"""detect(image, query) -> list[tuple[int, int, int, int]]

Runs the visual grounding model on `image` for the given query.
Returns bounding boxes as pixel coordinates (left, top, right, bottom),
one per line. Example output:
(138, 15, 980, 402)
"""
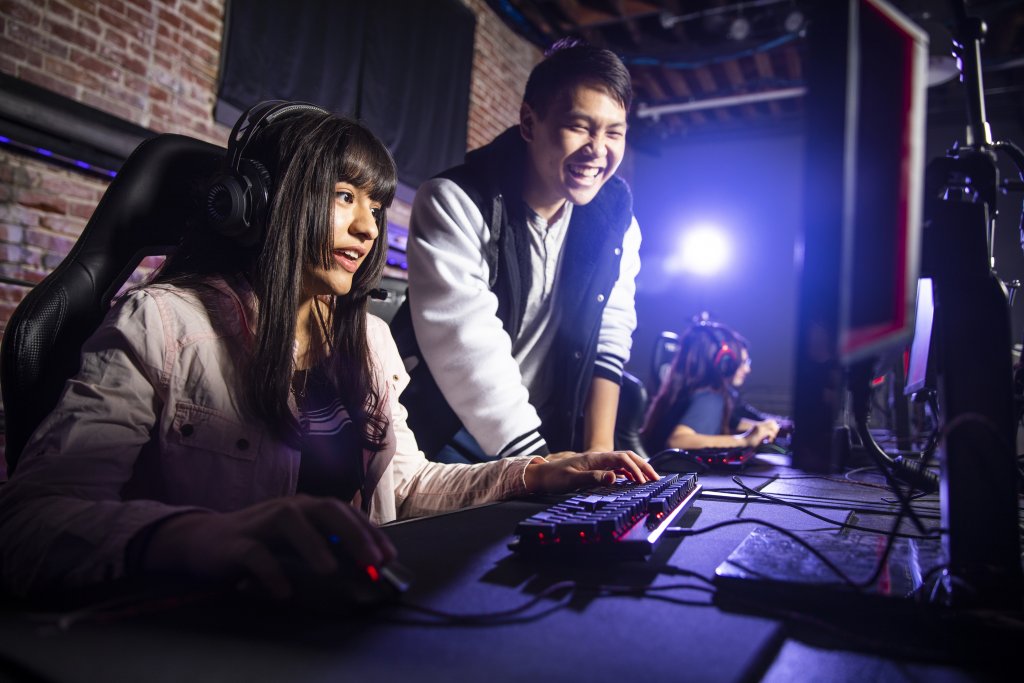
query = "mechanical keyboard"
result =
(510, 473, 702, 560)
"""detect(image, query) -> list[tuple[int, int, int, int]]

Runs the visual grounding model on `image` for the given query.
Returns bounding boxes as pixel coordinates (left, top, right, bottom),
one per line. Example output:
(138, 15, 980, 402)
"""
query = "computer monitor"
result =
(904, 277, 936, 397)
(790, 0, 928, 474)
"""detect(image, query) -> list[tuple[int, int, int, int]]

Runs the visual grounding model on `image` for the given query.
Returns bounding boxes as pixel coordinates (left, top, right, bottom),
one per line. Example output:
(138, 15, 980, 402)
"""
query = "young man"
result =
(390, 41, 641, 461)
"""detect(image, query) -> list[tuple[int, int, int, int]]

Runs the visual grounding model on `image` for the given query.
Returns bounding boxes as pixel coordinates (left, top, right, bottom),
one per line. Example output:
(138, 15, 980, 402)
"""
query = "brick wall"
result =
(0, 0, 540, 463)
(464, 0, 541, 150)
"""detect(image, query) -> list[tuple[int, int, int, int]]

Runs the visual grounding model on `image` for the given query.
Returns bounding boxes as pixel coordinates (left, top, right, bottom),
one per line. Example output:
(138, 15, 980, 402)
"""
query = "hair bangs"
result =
(334, 124, 397, 208)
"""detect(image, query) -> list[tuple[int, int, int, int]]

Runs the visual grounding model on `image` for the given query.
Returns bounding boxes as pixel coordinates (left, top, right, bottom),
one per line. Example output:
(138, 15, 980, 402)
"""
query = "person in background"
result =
(390, 39, 642, 463)
(640, 320, 780, 453)
(728, 335, 794, 439)
(0, 102, 656, 600)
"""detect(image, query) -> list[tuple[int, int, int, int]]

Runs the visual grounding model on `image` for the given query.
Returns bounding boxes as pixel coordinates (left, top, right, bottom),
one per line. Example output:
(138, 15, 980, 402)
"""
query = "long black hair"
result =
(640, 323, 740, 453)
(157, 109, 396, 449)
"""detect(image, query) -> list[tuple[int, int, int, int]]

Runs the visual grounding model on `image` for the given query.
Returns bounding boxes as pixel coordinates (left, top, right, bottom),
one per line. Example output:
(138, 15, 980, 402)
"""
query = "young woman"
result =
(0, 103, 654, 600)
(640, 321, 779, 454)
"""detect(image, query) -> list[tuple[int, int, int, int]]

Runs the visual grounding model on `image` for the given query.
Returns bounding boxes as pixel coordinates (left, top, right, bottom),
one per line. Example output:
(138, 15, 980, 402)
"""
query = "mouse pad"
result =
(713, 526, 944, 604)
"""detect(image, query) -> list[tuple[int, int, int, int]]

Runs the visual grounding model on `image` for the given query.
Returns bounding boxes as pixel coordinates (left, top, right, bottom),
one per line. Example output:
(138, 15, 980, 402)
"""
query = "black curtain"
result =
(216, 0, 475, 187)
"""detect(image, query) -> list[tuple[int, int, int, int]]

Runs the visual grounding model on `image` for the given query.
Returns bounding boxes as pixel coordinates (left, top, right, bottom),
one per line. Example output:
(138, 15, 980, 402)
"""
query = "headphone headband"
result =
(208, 100, 329, 246)
(225, 100, 328, 173)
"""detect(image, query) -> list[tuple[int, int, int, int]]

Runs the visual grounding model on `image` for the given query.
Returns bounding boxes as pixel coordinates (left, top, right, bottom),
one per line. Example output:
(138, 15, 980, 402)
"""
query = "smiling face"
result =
(520, 83, 627, 220)
(302, 181, 382, 298)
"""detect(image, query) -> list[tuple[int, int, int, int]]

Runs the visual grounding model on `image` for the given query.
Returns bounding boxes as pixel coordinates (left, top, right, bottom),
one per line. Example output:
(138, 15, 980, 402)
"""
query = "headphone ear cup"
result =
(707, 329, 739, 378)
(716, 346, 739, 378)
(206, 159, 271, 247)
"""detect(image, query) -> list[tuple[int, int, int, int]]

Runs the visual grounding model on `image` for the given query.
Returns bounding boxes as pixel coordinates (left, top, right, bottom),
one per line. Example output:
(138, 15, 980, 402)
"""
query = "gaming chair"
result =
(0, 134, 223, 475)
(614, 371, 650, 459)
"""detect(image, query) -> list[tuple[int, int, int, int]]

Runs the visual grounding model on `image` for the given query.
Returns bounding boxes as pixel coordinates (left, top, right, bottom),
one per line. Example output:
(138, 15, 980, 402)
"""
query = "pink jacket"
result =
(0, 276, 535, 595)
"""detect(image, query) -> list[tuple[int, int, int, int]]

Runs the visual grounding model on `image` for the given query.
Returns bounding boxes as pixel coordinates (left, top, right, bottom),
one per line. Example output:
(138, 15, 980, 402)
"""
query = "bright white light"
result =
(666, 224, 731, 276)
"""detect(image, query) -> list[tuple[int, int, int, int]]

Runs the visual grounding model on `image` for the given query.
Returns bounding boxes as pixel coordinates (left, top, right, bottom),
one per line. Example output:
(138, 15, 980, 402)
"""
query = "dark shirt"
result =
(676, 389, 727, 436)
(295, 365, 364, 503)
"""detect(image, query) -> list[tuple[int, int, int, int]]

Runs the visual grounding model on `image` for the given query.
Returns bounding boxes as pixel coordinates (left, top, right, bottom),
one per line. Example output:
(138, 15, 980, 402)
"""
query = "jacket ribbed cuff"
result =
(498, 429, 548, 458)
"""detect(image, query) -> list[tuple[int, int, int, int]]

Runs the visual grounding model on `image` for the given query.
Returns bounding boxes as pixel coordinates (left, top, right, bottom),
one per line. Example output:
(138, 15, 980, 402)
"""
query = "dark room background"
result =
(626, 104, 1024, 418)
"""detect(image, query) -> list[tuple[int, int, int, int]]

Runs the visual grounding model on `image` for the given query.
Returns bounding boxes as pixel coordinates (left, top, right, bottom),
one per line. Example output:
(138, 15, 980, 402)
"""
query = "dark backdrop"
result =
(215, 0, 476, 188)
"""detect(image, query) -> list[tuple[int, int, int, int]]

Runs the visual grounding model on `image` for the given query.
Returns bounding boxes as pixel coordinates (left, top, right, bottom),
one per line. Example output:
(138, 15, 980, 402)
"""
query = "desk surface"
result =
(0, 458, 1017, 683)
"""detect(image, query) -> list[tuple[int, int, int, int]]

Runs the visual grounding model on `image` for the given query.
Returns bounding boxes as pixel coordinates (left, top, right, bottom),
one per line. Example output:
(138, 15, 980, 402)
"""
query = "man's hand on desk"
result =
(523, 450, 658, 493)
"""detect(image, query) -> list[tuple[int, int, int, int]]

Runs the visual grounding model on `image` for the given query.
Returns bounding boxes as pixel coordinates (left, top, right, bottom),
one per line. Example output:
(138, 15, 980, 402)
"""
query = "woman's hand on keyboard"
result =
(524, 450, 658, 493)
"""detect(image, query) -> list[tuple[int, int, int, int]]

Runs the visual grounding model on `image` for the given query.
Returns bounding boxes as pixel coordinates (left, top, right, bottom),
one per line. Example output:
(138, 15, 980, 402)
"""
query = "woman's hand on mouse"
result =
(524, 450, 658, 493)
(741, 421, 778, 447)
(140, 495, 396, 599)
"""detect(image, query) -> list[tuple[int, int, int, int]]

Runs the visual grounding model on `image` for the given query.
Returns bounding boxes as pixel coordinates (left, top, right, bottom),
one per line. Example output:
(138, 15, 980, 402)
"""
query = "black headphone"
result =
(206, 100, 328, 247)
(698, 321, 740, 379)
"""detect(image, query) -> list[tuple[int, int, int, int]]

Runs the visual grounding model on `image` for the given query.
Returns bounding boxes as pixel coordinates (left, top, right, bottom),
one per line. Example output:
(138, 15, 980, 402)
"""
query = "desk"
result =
(0, 458, 1017, 683)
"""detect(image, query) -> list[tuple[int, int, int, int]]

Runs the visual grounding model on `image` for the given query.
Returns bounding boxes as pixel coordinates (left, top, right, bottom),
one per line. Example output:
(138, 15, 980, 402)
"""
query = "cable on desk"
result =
(729, 476, 945, 540)
(383, 577, 717, 626)
(699, 484, 942, 521)
(666, 518, 870, 590)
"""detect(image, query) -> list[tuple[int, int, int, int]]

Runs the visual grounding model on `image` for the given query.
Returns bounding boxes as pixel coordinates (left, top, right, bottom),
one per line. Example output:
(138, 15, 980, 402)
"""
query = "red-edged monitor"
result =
(904, 277, 936, 397)
(791, 0, 929, 473)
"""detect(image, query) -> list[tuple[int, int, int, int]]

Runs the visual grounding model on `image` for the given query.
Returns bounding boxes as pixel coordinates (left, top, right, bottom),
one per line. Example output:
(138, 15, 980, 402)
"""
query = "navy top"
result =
(676, 389, 726, 436)
(295, 365, 364, 503)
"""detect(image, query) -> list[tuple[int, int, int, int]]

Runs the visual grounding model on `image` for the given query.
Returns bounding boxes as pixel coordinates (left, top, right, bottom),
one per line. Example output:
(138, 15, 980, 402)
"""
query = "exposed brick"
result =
(68, 47, 121, 81)
(46, 19, 99, 53)
(7, 21, 70, 59)
(77, 12, 102, 36)
(101, 25, 129, 51)
(0, 204, 41, 228)
(180, 4, 217, 34)
(66, 198, 99, 221)
(42, 55, 103, 91)
(41, 176, 105, 202)
(39, 214, 87, 237)
(15, 65, 78, 99)
(0, 244, 24, 262)
(96, 6, 145, 43)
(0, 0, 41, 25)
(0, 224, 24, 243)
(13, 189, 68, 214)
(124, 0, 154, 14)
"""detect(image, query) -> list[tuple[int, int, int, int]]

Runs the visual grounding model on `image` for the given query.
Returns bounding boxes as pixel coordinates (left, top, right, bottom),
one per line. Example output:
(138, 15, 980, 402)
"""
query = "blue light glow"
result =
(666, 224, 731, 276)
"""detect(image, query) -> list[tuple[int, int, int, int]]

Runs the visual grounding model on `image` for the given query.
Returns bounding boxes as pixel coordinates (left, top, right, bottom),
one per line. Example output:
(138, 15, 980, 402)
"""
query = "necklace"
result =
(292, 368, 310, 403)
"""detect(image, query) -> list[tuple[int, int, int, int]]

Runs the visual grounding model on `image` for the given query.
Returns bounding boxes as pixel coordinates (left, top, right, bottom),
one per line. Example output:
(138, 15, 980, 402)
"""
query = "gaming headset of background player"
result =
(690, 312, 743, 384)
(204, 99, 388, 299)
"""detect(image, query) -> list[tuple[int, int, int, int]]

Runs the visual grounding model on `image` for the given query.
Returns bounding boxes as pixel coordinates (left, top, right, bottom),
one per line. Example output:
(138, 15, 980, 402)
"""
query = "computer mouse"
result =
(274, 544, 413, 612)
(647, 449, 707, 474)
(648, 447, 757, 474)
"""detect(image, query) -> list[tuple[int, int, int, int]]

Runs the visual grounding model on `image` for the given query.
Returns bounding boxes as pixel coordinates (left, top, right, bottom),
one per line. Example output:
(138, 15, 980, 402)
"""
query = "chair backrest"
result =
(652, 330, 680, 387)
(1, 134, 224, 474)
(614, 371, 649, 459)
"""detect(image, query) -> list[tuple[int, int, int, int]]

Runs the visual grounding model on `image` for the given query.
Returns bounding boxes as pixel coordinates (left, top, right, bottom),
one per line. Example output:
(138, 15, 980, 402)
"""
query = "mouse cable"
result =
(383, 577, 716, 627)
